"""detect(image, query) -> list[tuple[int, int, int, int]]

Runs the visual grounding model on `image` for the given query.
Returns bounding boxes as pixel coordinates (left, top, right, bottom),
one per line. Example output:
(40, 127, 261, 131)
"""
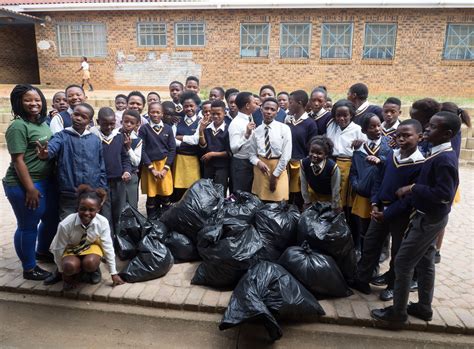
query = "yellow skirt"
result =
(352, 194, 371, 219)
(336, 158, 352, 207)
(308, 187, 332, 203)
(252, 157, 289, 201)
(453, 187, 461, 205)
(288, 160, 301, 193)
(63, 243, 103, 257)
(82, 70, 90, 79)
(141, 158, 173, 197)
(172, 154, 201, 189)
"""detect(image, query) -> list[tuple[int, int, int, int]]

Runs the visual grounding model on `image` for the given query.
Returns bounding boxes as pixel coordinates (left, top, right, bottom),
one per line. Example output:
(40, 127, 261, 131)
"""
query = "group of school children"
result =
(3, 76, 470, 327)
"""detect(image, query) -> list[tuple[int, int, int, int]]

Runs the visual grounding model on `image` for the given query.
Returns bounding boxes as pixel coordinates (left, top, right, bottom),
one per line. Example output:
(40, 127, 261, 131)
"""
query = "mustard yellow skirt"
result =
(172, 154, 200, 189)
(252, 157, 289, 201)
(63, 243, 103, 257)
(82, 70, 90, 80)
(288, 160, 301, 193)
(352, 194, 371, 219)
(453, 187, 461, 205)
(336, 158, 352, 207)
(141, 158, 173, 197)
(308, 187, 332, 204)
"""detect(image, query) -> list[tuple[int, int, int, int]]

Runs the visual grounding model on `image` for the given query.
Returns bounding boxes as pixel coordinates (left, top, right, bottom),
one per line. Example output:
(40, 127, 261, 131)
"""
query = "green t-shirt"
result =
(3, 118, 53, 186)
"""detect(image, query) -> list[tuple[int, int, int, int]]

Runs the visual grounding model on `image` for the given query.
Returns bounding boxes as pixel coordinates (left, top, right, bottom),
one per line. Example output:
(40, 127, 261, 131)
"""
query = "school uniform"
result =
(115, 110, 124, 129)
(381, 120, 400, 149)
(392, 142, 458, 318)
(285, 113, 318, 195)
(50, 107, 95, 134)
(123, 130, 142, 208)
(326, 120, 366, 207)
(353, 101, 384, 125)
(228, 111, 254, 193)
(139, 121, 176, 197)
(173, 101, 185, 117)
(357, 148, 425, 289)
(249, 120, 292, 201)
(300, 157, 341, 208)
(252, 107, 287, 126)
(309, 108, 332, 135)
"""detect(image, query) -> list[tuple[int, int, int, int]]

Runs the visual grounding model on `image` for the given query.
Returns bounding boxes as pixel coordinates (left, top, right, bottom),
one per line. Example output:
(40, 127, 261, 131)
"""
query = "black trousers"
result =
(101, 179, 127, 237)
(203, 164, 229, 197)
(230, 157, 253, 194)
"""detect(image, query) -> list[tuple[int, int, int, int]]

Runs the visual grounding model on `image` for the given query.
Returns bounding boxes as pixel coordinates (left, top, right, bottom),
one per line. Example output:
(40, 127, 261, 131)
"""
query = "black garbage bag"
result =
(297, 202, 357, 282)
(254, 202, 300, 261)
(119, 232, 174, 283)
(191, 220, 263, 289)
(115, 204, 148, 260)
(278, 242, 353, 298)
(143, 219, 168, 242)
(219, 261, 325, 341)
(164, 231, 199, 263)
(160, 179, 224, 242)
(220, 191, 263, 224)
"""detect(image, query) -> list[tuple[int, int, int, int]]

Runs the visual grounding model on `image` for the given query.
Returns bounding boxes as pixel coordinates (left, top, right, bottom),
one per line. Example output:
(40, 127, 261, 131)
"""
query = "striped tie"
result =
(264, 126, 271, 159)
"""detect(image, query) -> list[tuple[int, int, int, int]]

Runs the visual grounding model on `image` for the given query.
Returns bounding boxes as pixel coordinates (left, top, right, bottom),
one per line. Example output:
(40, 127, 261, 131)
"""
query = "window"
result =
(137, 23, 166, 47)
(443, 24, 474, 60)
(320, 23, 353, 59)
(57, 23, 107, 57)
(363, 23, 397, 59)
(280, 23, 311, 58)
(240, 23, 270, 58)
(175, 23, 205, 46)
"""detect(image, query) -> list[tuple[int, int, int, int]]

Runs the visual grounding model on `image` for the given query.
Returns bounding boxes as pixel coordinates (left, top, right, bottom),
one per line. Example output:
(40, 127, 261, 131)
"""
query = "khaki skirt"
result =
(82, 70, 90, 79)
(288, 160, 301, 193)
(252, 157, 289, 202)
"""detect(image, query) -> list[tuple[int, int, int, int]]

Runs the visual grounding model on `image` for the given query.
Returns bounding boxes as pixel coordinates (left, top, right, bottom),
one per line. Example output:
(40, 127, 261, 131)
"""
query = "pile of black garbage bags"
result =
(115, 179, 357, 341)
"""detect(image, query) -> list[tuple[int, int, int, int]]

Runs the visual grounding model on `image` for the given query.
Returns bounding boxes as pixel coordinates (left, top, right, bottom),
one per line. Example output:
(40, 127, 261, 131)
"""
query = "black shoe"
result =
(371, 306, 407, 325)
(407, 302, 433, 321)
(89, 269, 102, 284)
(23, 266, 52, 281)
(380, 287, 394, 301)
(350, 280, 371, 295)
(409, 280, 418, 292)
(434, 251, 441, 264)
(371, 272, 388, 286)
(35, 251, 55, 263)
(43, 269, 62, 285)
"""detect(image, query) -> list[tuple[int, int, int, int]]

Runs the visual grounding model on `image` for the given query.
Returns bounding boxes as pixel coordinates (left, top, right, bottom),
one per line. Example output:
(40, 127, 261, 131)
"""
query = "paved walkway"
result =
(0, 147, 472, 335)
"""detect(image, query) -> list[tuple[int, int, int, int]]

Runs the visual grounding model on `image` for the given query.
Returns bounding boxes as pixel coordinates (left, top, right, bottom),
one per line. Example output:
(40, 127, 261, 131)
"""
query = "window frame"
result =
(362, 23, 398, 60)
(279, 23, 312, 59)
(320, 23, 354, 60)
(137, 22, 167, 47)
(442, 23, 474, 61)
(174, 22, 206, 47)
(240, 23, 271, 58)
(56, 22, 107, 57)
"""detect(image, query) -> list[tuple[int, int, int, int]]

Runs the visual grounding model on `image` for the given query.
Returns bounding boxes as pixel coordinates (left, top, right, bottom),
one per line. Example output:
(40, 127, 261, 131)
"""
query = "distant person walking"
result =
(77, 56, 93, 91)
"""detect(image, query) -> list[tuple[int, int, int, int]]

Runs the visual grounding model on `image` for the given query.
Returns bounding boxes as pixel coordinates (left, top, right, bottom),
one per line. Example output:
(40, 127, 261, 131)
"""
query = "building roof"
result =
(1, 0, 473, 12)
(0, 7, 43, 23)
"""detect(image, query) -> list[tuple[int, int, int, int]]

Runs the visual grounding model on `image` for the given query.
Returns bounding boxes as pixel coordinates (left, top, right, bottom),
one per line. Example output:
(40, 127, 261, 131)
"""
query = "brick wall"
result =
(33, 8, 474, 96)
(0, 24, 40, 84)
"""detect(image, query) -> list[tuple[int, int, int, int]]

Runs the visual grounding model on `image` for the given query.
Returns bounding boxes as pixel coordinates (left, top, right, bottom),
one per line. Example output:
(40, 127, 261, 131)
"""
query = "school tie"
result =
(369, 141, 376, 150)
(153, 124, 162, 133)
(264, 126, 271, 159)
(185, 117, 193, 126)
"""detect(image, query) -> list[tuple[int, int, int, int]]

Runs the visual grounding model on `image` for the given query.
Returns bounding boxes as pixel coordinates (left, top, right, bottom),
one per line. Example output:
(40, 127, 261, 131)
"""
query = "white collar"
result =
(67, 107, 74, 115)
(367, 138, 382, 147)
(382, 119, 400, 132)
(184, 114, 197, 122)
(74, 213, 97, 229)
(149, 120, 164, 128)
(356, 101, 370, 113)
(394, 148, 425, 162)
(236, 111, 252, 122)
(65, 126, 91, 137)
(285, 112, 309, 124)
(207, 122, 226, 132)
(431, 142, 452, 155)
(316, 108, 328, 118)
(90, 126, 117, 141)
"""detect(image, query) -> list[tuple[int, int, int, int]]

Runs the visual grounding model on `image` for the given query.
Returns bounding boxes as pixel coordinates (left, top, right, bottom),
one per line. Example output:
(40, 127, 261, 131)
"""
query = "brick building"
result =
(0, 0, 473, 96)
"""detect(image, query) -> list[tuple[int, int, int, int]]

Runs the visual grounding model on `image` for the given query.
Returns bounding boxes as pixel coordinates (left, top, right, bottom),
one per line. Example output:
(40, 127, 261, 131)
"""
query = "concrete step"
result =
(0, 113, 12, 124)
(465, 137, 474, 150)
(461, 125, 472, 138)
(0, 123, 9, 133)
(460, 149, 474, 161)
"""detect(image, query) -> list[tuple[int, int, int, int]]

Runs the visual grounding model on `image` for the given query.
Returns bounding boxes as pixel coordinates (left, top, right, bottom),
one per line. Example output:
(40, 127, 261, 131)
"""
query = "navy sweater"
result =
(252, 108, 286, 126)
(287, 117, 318, 160)
(138, 123, 176, 167)
(301, 157, 337, 195)
(100, 133, 132, 180)
(176, 117, 200, 155)
(353, 105, 384, 125)
(202, 125, 231, 167)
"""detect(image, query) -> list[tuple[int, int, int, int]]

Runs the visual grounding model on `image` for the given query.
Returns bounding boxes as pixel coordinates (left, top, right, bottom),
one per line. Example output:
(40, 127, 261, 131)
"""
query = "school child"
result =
(349, 113, 391, 254)
(184, 76, 200, 94)
(50, 85, 87, 134)
(308, 87, 332, 135)
(76, 56, 93, 91)
(37, 103, 107, 221)
(47, 91, 68, 125)
(228, 92, 259, 193)
(126, 91, 148, 126)
(347, 83, 383, 125)
(120, 109, 142, 209)
(138, 102, 176, 218)
(325, 96, 333, 112)
(114, 93, 127, 128)
(169, 81, 184, 115)
(277, 91, 290, 114)
(285, 90, 318, 208)
(198, 100, 212, 120)
(225, 88, 240, 103)
(209, 87, 225, 101)
(252, 85, 287, 125)
(300, 136, 342, 212)
(371, 112, 460, 325)
(162, 101, 180, 127)
(253, 94, 262, 107)
(353, 119, 425, 301)
(381, 97, 402, 148)
(249, 98, 292, 202)
(4, 84, 59, 280)
(326, 99, 366, 209)
(90, 107, 131, 236)
(142, 92, 161, 122)
(47, 185, 124, 289)
(225, 91, 239, 125)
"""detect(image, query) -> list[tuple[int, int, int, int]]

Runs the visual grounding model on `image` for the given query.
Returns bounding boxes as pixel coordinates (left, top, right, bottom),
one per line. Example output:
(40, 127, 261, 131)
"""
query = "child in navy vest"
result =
(308, 87, 332, 135)
(381, 97, 402, 149)
(49, 85, 88, 134)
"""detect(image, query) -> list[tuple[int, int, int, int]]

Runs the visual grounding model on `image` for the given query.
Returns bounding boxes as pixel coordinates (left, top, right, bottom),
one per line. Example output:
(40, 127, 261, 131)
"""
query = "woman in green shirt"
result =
(3, 84, 59, 280)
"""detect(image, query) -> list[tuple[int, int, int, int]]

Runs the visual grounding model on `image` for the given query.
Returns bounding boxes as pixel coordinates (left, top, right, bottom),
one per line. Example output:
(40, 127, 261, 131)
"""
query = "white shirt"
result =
(89, 126, 118, 141)
(394, 148, 425, 163)
(64, 126, 91, 138)
(228, 111, 253, 159)
(300, 159, 341, 208)
(184, 121, 227, 146)
(50, 213, 117, 275)
(126, 130, 142, 167)
(249, 120, 292, 177)
(355, 101, 370, 116)
(361, 137, 382, 155)
(382, 119, 400, 132)
(326, 121, 366, 157)
(50, 107, 74, 134)
(430, 142, 452, 156)
(115, 110, 124, 129)
(81, 61, 90, 71)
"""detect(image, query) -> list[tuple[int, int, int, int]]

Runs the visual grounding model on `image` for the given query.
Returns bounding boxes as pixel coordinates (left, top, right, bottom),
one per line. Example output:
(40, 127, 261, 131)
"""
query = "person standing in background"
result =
(76, 57, 93, 92)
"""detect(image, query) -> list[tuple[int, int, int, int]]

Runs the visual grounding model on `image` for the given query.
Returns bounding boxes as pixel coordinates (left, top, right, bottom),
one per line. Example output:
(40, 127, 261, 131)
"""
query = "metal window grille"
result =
(240, 23, 270, 58)
(363, 23, 397, 59)
(320, 23, 353, 59)
(175, 23, 205, 46)
(443, 24, 474, 60)
(137, 23, 167, 47)
(57, 23, 107, 57)
(280, 23, 311, 58)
